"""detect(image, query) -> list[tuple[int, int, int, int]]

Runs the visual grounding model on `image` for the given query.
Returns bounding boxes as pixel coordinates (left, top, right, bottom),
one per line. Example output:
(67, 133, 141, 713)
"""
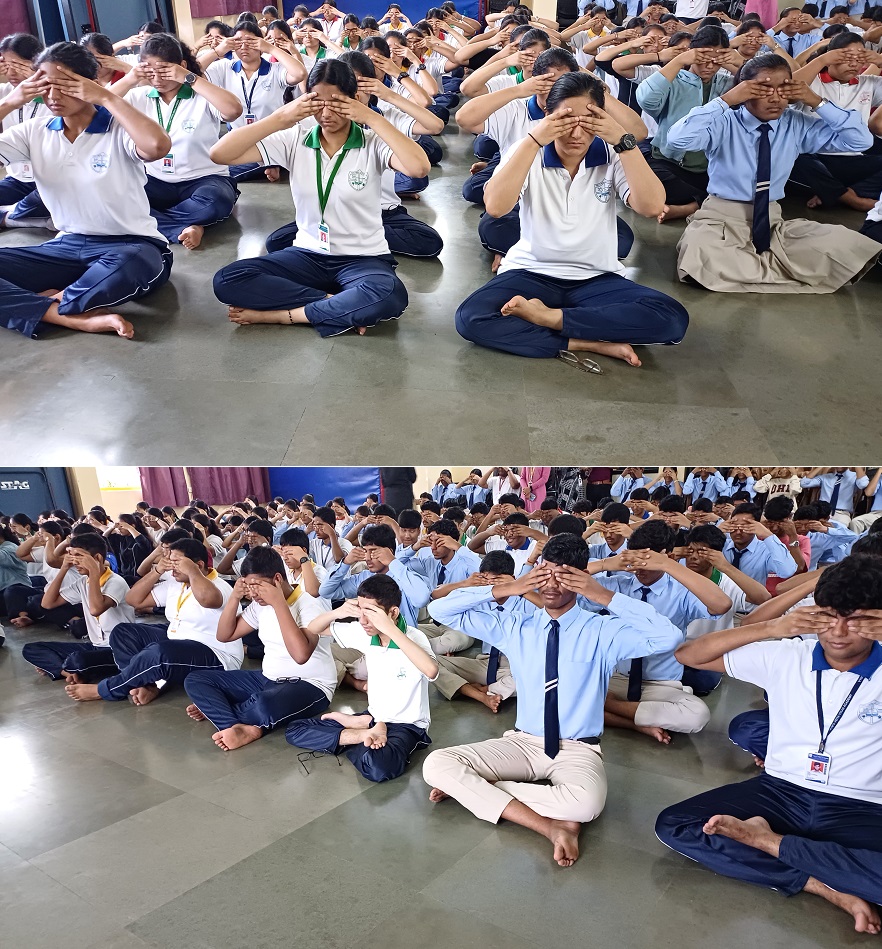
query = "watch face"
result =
(299, 557, 309, 564)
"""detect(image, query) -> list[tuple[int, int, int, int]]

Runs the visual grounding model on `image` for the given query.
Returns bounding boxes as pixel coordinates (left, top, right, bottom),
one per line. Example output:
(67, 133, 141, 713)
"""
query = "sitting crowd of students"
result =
(1, 464, 881, 934)
(1, 2, 880, 365)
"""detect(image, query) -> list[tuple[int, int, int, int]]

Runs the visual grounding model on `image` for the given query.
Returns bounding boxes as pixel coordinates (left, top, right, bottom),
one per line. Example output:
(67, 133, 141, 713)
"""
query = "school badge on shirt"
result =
(348, 169, 368, 191)
(182, 119, 197, 134)
(859, 700, 882, 724)
(594, 179, 612, 203)
(90, 152, 110, 174)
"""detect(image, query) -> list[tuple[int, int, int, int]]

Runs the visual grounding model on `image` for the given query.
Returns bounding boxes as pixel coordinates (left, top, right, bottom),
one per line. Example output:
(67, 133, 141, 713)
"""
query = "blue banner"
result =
(267, 467, 381, 511)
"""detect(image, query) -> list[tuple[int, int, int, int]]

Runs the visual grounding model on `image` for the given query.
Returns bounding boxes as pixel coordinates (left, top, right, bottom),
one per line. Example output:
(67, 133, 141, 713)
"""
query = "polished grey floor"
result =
(0, 619, 868, 949)
(1, 123, 880, 463)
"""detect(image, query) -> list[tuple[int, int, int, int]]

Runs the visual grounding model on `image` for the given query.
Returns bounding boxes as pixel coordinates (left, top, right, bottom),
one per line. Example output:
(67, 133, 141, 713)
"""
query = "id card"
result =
(161, 153, 175, 175)
(805, 751, 832, 785)
(20, 161, 34, 181)
(318, 222, 331, 254)
(244, 112, 256, 125)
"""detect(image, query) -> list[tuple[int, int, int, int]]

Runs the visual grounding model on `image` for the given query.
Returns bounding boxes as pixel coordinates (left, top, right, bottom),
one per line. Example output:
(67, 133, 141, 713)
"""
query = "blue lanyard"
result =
(815, 671, 865, 754)
(240, 72, 261, 113)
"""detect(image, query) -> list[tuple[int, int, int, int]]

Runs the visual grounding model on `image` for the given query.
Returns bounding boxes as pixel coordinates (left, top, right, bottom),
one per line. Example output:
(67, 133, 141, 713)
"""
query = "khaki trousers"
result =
(607, 673, 710, 733)
(850, 511, 882, 533)
(418, 618, 474, 655)
(331, 644, 367, 685)
(422, 729, 607, 824)
(433, 653, 516, 701)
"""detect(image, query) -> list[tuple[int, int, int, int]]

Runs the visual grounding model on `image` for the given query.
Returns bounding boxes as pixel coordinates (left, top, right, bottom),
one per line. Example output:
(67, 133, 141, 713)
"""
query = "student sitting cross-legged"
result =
(656, 554, 882, 936)
(210, 59, 430, 335)
(422, 533, 682, 867)
(285, 574, 438, 782)
(22, 533, 134, 682)
(65, 538, 241, 705)
(184, 546, 336, 751)
(455, 72, 689, 370)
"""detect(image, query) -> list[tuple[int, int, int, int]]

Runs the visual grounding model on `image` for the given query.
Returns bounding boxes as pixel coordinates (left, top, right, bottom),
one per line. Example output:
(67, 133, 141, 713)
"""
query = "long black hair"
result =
(141, 32, 203, 77)
(36, 42, 99, 80)
(0, 32, 44, 62)
(545, 71, 605, 113)
(306, 58, 358, 97)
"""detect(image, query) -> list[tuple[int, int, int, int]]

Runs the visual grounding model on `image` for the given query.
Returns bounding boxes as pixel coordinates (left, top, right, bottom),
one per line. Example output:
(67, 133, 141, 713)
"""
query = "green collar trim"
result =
(710, 567, 722, 586)
(368, 614, 407, 647)
(146, 83, 195, 100)
(304, 121, 365, 151)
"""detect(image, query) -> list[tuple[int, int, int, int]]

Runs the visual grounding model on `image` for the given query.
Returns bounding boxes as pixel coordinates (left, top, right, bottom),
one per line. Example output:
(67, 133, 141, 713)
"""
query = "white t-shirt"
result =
(486, 72, 520, 94)
(310, 536, 353, 571)
(686, 571, 748, 640)
(495, 137, 630, 280)
(0, 108, 166, 242)
(725, 638, 882, 804)
(367, 106, 417, 210)
(808, 74, 882, 156)
(483, 537, 537, 577)
(152, 574, 243, 670)
(125, 85, 229, 180)
(331, 621, 436, 728)
(675, 0, 709, 17)
(205, 58, 289, 128)
(62, 570, 135, 647)
(241, 592, 336, 695)
(0, 83, 52, 180)
(256, 121, 392, 256)
(484, 95, 543, 154)
(867, 193, 882, 225)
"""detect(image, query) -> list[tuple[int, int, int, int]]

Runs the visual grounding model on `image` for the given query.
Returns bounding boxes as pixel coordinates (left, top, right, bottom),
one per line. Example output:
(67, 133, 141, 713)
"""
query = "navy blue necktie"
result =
(487, 605, 504, 684)
(431, 564, 447, 627)
(636, 0, 644, 14)
(731, 548, 745, 569)
(544, 619, 560, 759)
(829, 473, 844, 515)
(627, 587, 652, 701)
(623, 478, 634, 502)
(697, 479, 707, 497)
(786, 35, 795, 56)
(752, 123, 772, 254)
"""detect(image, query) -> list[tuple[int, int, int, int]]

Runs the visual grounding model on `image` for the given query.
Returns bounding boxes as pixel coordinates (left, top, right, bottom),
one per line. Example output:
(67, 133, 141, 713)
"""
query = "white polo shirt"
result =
(125, 84, 229, 181)
(685, 571, 748, 640)
(808, 74, 882, 156)
(496, 136, 630, 280)
(724, 638, 882, 804)
(484, 93, 543, 153)
(0, 107, 166, 242)
(257, 120, 392, 256)
(486, 71, 520, 94)
(0, 84, 52, 180)
(310, 536, 353, 570)
(868, 194, 882, 224)
(62, 570, 135, 647)
(296, 44, 333, 74)
(205, 58, 289, 127)
(483, 537, 537, 577)
(367, 106, 416, 210)
(151, 573, 243, 670)
(241, 591, 336, 694)
(320, 16, 345, 42)
(674, 0, 709, 16)
(331, 621, 436, 728)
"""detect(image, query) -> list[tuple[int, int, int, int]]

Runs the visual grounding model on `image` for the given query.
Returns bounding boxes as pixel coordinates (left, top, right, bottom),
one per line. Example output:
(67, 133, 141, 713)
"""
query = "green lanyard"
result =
(315, 145, 348, 224)
(154, 93, 184, 133)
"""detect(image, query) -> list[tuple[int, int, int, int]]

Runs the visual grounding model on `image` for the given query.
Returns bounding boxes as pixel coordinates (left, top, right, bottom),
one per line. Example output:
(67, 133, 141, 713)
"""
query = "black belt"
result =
(516, 729, 600, 745)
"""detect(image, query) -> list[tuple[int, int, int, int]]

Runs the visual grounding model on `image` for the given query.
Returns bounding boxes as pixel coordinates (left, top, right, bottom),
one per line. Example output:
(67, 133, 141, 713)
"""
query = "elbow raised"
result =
(143, 132, 172, 162)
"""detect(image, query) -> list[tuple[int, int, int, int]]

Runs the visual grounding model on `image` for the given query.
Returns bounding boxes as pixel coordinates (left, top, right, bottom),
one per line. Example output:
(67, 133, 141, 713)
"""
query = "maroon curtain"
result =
(139, 468, 190, 508)
(189, 0, 263, 17)
(7, 0, 31, 34)
(186, 468, 270, 504)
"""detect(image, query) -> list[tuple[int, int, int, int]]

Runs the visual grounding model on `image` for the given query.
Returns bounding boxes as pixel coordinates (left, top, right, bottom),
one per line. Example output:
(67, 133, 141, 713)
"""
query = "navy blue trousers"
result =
(456, 270, 689, 358)
(1, 582, 82, 627)
(285, 712, 431, 783)
(656, 773, 882, 902)
(443, 71, 463, 93)
(144, 174, 238, 243)
(97, 622, 221, 701)
(478, 207, 635, 260)
(21, 640, 117, 681)
(790, 153, 882, 208)
(434, 91, 459, 111)
(229, 161, 281, 182)
(473, 135, 499, 161)
(0, 177, 49, 221)
(214, 247, 408, 337)
(417, 135, 442, 166)
(425, 103, 450, 125)
(682, 666, 724, 697)
(861, 218, 882, 245)
(729, 708, 770, 760)
(184, 668, 329, 732)
(0, 234, 173, 338)
(394, 171, 430, 196)
(462, 152, 499, 204)
(265, 207, 442, 259)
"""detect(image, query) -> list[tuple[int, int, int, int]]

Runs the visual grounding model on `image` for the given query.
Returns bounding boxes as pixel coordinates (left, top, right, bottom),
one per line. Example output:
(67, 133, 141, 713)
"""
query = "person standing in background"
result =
(521, 467, 551, 513)
(380, 468, 417, 515)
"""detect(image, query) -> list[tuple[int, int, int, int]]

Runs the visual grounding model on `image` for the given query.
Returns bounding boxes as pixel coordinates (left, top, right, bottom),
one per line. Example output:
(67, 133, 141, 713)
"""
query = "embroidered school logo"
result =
(397, 667, 407, 679)
(859, 700, 882, 724)
(262, 80, 273, 91)
(348, 169, 368, 191)
(594, 178, 612, 203)
(182, 119, 197, 134)
(90, 152, 110, 174)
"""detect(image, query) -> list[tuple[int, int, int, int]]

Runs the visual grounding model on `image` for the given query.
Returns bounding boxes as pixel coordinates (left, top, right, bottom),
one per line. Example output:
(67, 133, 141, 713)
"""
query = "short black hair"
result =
(428, 519, 460, 541)
(601, 503, 631, 525)
(279, 527, 310, 549)
(398, 509, 422, 530)
(169, 538, 207, 565)
(498, 492, 523, 508)
(630, 488, 650, 502)
(471, 502, 489, 516)
(692, 498, 714, 514)
(733, 502, 761, 519)
(314, 505, 337, 528)
(814, 554, 882, 614)
(246, 518, 274, 543)
(373, 503, 395, 518)
(689, 24, 729, 48)
(541, 533, 590, 570)
(763, 496, 794, 521)
(685, 524, 726, 551)
(361, 524, 397, 552)
(70, 534, 108, 558)
(480, 551, 516, 575)
(503, 512, 530, 527)
(852, 535, 882, 557)
(545, 70, 605, 113)
(793, 505, 820, 521)
(659, 495, 687, 514)
(629, 520, 676, 553)
(549, 513, 586, 537)
(420, 500, 442, 515)
(540, 498, 559, 511)
(714, 495, 733, 506)
(241, 545, 286, 579)
(358, 573, 402, 609)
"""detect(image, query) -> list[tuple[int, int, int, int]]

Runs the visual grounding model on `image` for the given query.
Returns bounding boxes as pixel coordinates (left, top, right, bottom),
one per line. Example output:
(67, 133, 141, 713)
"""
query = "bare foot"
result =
(186, 704, 206, 721)
(657, 202, 698, 223)
(178, 225, 204, 250)
(805, 878, 882, 934)
(228, 306, 306, 326)
(342, 672, 369, 692)
(753, 755, 765, 769)
(66, 683, 101, 701)
(129, 684, 161, 706)
(491, 253, 503, 274)
(399, 191, 421, 201)
(548, 819, 581, 867)
(501, 296, 562, 329)
(36, 667, 51, 677)
(321, 710, 373, 728)
(9, 615, 34, 628)
(469, 160, 488, 175)
(570, 340, 641, 367)
(636, 724, 672, 744)
(480, 691, 503, 713)
(265, 166, 281, 182)
(212, 723, 263, 751)
(806, 195, 823, 209)
(61, 671, 82, 684)
(703, 814, 773, 848)
(363, 721, 387, 749)
(356, 326, 366, 335)
(78, 313, 135, 338)
(429, 787, 450, 803)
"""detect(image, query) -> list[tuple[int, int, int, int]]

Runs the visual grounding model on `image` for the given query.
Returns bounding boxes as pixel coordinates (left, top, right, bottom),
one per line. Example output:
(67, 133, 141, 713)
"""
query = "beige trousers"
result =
(418, 618, 474, 655)
(422, 730, 607, 824)
(849, 512, 881, 532)
(433, 653, 517, 701)
(331, 644, 367, 685)
(607, 673, 710, 733)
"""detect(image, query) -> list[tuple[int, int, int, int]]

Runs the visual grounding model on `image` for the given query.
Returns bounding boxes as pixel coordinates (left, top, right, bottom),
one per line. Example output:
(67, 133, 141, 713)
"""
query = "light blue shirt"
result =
(0, 541, 29, 591)
(868, 478, 882, 513)
(431, 483, 460, 505)
(807, 523, 858, 570)
(723, 533, 796, 583)
(318, 557, 432, 626)
(595, 572, 714, 681)
(667, 98, 873, 202)
(800, 471, 869, 514)
(768, 29, 823, 57)
(610, 475, 646, 501)
(428, 587, 682, 739)
(726, 475, 755, 498)
(398, 543, 481, 588)
(683, 471, 728, 503)
(588, 539, 628, 561)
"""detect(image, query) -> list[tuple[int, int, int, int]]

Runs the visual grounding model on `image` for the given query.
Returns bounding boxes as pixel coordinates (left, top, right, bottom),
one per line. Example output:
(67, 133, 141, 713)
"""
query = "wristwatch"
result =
(613, 133, 637, 154)
(183, 72, 197, 85)
(398, 69, 410, 80)
(809, 96, 829, 111)
(299, 557, 310, 565)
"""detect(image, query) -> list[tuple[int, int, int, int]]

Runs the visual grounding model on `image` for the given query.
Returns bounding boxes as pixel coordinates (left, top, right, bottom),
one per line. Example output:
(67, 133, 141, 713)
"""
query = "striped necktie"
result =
(544, 619, 561, 759)
(829, 473, 844, 515)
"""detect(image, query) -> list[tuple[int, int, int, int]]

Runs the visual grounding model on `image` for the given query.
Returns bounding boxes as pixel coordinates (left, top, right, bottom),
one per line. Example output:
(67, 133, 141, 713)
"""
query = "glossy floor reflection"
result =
(0, 125, 880, 462)
(0, 621, 867, 949)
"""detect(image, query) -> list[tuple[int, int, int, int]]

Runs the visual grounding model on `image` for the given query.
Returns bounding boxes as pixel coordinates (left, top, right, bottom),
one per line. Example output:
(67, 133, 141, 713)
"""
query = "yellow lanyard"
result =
(286, 586, 303, 606)
(98, 566, 113, 588)
(175, 570, 217, 615)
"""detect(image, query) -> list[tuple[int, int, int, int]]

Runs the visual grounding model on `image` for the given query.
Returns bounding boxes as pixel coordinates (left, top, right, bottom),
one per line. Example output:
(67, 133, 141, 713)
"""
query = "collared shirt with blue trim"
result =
(318, 557, 431, 626)
(484, 93, 545, 155)
(205, 56, 289, 128)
